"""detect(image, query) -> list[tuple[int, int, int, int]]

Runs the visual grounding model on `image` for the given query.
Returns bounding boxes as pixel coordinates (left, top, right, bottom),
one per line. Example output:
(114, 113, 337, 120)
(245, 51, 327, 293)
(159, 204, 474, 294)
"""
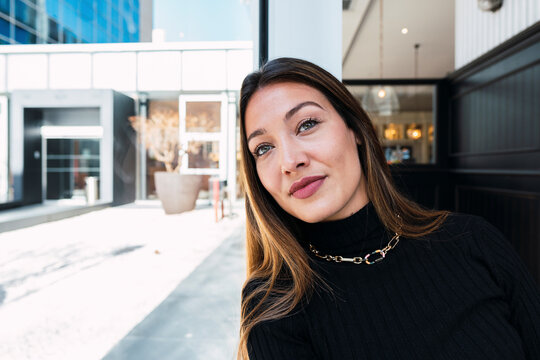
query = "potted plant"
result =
(129, 108, 202, 214)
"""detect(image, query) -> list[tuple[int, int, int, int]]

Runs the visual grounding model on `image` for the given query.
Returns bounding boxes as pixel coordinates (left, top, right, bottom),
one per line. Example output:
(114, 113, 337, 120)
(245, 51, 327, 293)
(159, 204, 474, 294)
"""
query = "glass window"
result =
(179, 94, 228, 177)
(185, 102, 221, 133)
(111, 24, 118, 40)
(0, 0, 9, 15)
(48, 18, 58, 41)
(62, 4, 78, 33)
(347, 84, 436, 164)
(81, 18, 93, 42)
(187, 141, 219, 169)
(122, 16, 129, 41)
(62, 28, 78, 43)
(80, 1, 93, 21)
(97, 15, 107, 29)
(45, 138, 100, 200)
(97, 0, 108, 17)
(123, 0, 130, 13)
(46, 0, 58, 19)
(64, 0, 78, 9)
(15, 26, 36, 43)
(111, 6, 118, 23)
(97, 26, 108, 43)
(144, 99, 180, 197)
(15, 0, 37, 29)
(0, 17, 9, 38)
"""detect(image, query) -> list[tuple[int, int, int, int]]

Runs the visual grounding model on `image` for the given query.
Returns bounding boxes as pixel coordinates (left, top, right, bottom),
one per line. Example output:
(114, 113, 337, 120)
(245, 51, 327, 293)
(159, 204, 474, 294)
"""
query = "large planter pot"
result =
(154, 172, 203, 214)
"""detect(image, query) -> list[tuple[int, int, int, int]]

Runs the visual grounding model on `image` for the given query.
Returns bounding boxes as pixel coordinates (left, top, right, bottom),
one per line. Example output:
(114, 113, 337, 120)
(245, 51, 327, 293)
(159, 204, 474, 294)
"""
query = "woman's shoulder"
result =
(416, 211, 512, 265)
(426, 211, 527, 282)
(427, 211, 500, 243)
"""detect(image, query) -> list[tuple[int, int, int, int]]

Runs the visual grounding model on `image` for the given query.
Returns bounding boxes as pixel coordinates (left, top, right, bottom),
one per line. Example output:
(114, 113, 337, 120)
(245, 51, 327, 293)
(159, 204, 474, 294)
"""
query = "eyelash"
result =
(296, 118, 320, 134)
(252, 118, 320, 158)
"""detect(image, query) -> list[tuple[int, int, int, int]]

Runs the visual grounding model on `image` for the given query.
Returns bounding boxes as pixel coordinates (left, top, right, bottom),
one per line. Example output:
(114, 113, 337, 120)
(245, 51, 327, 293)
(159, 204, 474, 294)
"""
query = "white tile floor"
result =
(0, 201, 246, 360)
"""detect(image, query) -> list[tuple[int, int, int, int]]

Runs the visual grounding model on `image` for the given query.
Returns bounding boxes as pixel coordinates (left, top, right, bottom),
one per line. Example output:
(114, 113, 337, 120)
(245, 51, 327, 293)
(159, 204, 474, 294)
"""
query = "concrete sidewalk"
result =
(0, 201, 246, 360)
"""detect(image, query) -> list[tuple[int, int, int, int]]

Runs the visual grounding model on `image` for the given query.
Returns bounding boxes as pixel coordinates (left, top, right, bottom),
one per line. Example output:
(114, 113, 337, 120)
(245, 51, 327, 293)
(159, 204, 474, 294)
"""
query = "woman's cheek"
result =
(257, 162, 278, 196)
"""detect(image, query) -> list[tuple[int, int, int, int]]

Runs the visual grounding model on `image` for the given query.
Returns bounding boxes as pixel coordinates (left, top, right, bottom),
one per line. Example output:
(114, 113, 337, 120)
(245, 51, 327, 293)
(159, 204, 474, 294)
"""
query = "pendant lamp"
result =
(362, 0, 399, 116)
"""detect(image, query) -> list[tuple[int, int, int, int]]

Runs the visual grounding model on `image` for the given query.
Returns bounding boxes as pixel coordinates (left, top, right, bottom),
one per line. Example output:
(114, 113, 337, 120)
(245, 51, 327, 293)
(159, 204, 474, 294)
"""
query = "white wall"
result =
(0, 42, 253, 93)
(268, 0, 342, 79)
(455, 0, 540, 69)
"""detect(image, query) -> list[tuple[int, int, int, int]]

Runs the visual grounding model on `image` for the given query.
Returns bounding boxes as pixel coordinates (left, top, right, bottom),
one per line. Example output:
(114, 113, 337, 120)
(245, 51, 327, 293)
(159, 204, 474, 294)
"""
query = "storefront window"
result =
(145, 99, 179, 199)
(347, 84, 436, 164)
(179, 94, 227, 177)
(187, 141, 219, 169)
(185, 101, 221, 133)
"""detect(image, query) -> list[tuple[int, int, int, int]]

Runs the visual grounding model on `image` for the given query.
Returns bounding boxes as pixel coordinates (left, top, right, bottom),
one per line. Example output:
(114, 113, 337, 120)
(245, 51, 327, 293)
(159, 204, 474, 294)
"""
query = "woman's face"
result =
(245, 82, 368, 223)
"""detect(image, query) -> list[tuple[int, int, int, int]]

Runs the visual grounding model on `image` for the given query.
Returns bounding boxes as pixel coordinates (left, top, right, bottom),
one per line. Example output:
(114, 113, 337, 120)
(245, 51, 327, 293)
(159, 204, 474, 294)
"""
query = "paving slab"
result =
(0, 201, 246, 360)
(103, 227, 245, 360)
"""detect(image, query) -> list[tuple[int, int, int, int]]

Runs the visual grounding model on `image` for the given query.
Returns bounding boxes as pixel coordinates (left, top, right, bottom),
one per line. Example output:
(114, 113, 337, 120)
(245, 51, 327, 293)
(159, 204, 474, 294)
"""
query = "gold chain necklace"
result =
(309, 232, 400, 265)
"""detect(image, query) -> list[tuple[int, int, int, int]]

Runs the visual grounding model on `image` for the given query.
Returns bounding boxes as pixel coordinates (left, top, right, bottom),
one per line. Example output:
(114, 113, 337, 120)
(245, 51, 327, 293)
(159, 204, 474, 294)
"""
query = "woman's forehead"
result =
(245, 83, 329, 127)
(250, 82, 326, 103)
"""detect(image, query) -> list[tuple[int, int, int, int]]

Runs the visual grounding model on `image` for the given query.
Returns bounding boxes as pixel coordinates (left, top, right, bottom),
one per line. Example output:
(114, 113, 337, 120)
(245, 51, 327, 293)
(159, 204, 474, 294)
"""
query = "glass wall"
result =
(347, 85, 436, 164)
(0, 0, 140, 45)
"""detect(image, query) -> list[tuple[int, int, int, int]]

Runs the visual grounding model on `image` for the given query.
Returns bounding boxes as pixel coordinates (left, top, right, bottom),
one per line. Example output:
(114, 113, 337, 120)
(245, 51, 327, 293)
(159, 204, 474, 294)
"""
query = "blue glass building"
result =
(0, 0, 140, 45)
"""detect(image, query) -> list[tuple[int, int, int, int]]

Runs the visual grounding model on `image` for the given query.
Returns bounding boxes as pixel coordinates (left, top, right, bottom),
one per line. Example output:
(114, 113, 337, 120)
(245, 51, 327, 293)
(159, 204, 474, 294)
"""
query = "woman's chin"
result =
(289, 204, 338, 224)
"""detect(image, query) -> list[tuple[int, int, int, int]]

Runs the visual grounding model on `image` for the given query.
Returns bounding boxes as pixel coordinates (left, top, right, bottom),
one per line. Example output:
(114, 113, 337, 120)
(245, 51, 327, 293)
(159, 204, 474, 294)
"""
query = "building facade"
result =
(0, 41, 253, 210)
(0, 0, 145, 45)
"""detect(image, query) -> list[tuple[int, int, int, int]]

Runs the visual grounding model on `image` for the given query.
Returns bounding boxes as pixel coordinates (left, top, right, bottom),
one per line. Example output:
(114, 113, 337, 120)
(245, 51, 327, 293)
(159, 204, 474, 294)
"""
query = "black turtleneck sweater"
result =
(246, 202, 540, 359)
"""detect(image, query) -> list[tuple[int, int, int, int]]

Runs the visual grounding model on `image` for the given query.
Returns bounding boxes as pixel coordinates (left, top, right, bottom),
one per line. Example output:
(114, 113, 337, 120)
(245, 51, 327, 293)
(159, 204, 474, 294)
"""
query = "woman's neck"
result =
(295, 201, 389, 257)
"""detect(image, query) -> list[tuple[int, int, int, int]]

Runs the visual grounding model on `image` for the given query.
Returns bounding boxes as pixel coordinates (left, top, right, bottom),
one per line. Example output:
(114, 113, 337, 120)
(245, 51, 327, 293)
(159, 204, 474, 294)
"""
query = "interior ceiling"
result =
(342, 0, 455, 80)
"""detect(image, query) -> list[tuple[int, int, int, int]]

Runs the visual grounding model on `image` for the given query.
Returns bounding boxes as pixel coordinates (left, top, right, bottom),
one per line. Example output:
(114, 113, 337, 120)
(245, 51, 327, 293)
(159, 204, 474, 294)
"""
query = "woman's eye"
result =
(297, 118, 319, 133)
(253, 144, 272, 157)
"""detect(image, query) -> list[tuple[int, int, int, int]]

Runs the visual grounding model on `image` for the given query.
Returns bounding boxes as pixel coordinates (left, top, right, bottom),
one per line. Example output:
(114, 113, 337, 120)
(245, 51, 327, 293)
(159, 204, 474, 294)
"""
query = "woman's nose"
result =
(280, 141, 309, 175)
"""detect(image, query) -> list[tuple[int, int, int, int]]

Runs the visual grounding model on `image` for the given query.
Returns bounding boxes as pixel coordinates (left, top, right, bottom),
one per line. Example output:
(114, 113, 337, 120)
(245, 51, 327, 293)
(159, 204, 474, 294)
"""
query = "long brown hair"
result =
(237, 57, 448, 359)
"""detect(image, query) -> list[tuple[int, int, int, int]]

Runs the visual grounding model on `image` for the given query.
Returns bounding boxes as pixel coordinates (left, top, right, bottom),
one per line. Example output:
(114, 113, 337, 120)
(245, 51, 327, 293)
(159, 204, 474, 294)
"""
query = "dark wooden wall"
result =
(446, 24, 540, 283)
(387, 24, 540, 284)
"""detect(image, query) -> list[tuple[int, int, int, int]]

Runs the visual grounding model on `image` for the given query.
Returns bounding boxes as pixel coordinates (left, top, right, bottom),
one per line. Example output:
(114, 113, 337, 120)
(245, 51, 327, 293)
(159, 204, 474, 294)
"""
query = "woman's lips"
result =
(289, 176, 326, 199)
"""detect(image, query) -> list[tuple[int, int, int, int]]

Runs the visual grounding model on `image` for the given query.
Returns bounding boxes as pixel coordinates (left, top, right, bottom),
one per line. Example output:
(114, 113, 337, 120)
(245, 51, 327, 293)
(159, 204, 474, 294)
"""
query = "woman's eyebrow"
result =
(247, 128, 266, 144)
(285, 101, 324, 120)
(247, 101, 324, 145)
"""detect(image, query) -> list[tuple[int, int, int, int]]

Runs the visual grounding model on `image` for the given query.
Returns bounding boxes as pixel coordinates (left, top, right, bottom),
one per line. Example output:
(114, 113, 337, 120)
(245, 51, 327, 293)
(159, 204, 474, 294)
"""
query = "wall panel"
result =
(455, 185, 540, 283)
(448, 24, 540, 283)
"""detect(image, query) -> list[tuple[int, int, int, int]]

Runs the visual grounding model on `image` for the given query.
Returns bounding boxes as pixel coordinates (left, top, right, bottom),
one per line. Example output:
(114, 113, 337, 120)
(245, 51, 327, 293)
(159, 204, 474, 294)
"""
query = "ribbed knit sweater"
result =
(246, 202, 540, 359)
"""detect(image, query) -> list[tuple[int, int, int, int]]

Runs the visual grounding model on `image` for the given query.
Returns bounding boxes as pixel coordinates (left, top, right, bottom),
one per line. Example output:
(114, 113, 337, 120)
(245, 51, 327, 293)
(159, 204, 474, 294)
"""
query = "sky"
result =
(153, 0, 253, 42)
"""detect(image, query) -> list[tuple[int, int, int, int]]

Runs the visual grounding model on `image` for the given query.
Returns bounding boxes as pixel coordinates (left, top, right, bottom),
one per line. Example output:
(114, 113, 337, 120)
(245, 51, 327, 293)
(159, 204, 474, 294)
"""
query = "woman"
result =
(237, 57, 540, 359)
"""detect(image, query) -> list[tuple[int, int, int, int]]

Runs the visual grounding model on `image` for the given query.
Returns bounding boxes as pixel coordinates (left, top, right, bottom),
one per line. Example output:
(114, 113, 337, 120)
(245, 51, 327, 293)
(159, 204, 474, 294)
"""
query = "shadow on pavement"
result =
(102, 226, 246, 360)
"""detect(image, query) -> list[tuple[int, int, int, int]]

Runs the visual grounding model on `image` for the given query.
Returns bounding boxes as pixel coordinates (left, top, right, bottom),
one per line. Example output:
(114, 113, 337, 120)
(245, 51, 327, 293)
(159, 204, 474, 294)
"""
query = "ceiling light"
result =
(401, 28, 408, 34)
(362, 86, 399, 116)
